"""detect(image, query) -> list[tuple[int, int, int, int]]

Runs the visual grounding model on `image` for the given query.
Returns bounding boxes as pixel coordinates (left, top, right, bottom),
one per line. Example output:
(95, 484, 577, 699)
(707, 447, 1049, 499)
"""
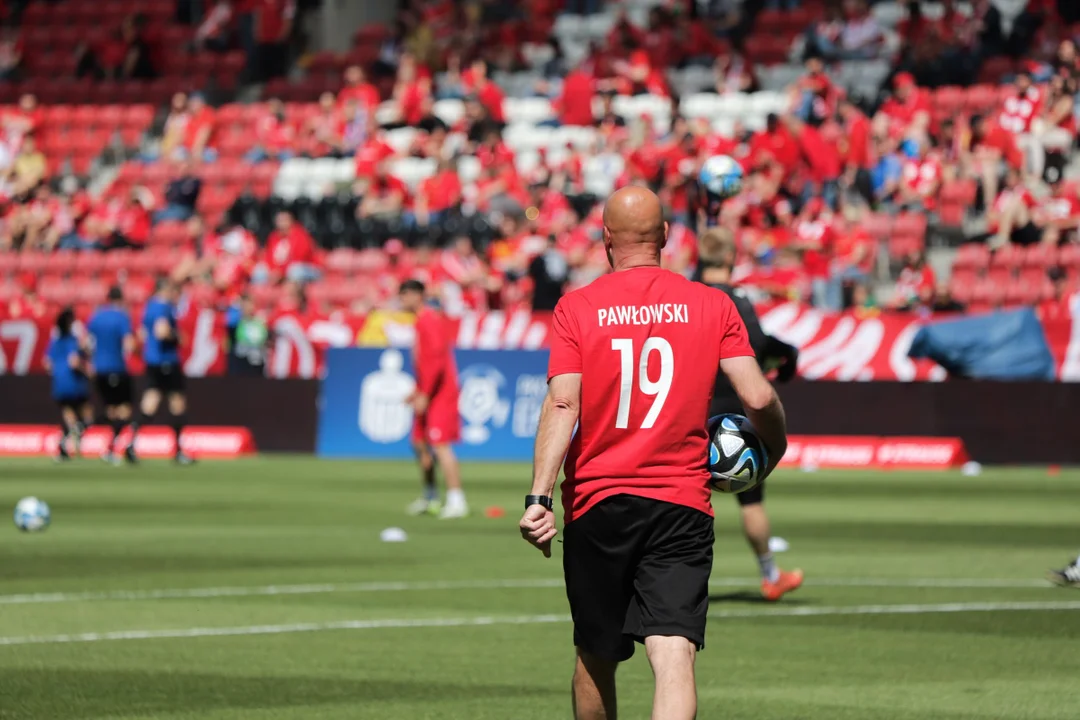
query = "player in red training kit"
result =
(520, 187, 788, 720)
(399, 279, 468, 518)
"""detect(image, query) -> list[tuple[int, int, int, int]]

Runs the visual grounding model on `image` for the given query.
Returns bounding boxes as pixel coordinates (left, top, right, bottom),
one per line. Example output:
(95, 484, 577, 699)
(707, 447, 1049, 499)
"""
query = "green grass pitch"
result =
(1, 457, 1079, 719)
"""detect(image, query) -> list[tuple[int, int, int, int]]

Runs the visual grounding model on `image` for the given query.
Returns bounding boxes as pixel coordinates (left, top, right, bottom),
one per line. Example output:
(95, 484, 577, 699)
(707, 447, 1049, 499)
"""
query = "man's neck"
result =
(613, 254, 661, 272)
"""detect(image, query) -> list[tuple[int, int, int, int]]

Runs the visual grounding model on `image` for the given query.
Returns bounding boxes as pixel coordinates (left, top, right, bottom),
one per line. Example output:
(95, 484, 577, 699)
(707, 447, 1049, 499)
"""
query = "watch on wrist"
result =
(525, 495, 554, 511)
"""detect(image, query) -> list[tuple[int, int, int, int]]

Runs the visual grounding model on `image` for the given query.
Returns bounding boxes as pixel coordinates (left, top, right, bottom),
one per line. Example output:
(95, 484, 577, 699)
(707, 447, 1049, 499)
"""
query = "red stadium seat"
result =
(990, 243, 1024, 269)
(938, 202, 965, 227)
(861, 213, 893, 241)
(1058, 243, 1080, 268)
(74, 252, 108, 278)
(1018, 265, 1049, 287)
(893, 212, 928, 242)
(971, 277, 1005, 306)
(46, 252, 78, 277)
(887, 235, 922, 259)
(953, 243, 991, 270)
(964, 84, 1000, 114)
(933, 86, 966, 116)
(986, 265, 1013, 285)
(122, 104, 156, 130)
(948, 271, 977, 303)
(1024, 243, 1058, 268)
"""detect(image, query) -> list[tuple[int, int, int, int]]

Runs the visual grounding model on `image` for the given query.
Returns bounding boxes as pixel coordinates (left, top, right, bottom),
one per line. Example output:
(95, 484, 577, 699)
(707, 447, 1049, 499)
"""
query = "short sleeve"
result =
(718, 294, 755, 359)
(547, 298, 582, 380)
(121, 313, 132, 336)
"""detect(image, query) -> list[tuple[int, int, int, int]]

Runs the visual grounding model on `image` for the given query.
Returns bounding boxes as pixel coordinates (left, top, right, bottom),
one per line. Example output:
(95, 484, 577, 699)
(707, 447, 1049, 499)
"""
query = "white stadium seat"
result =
(515, 149, 541, 175)
(374, 102, 401, 126)
(331, 158, 356, 184)
(679, 93, 720, 120)
(457, 155, 482, 184)
(504, 97, 555, 125)
(583, 153, 625, 197)
(385, 127, 418, 154)
(432, 99, 464, 127)
(390, 157, 436, 189)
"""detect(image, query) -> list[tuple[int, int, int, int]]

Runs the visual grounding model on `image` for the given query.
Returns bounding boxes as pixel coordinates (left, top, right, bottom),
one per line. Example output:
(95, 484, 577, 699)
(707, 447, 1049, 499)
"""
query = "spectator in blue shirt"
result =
(88, 286, 137, 464)
(134, 279, 194, 464)
(43, 308, 91, 461)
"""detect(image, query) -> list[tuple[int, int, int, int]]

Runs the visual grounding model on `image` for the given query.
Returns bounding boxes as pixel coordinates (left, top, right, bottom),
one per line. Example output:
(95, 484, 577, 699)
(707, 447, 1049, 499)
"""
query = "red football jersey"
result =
(414, 306, 459, 400)
(548, 266, 755, 522)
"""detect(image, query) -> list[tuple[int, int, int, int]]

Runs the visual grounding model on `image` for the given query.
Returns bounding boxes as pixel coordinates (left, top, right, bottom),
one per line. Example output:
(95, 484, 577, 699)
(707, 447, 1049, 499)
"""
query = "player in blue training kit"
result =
(43, 308, 92, 461)
(134, 280, 194, 464)
(88, 285, 137, 465)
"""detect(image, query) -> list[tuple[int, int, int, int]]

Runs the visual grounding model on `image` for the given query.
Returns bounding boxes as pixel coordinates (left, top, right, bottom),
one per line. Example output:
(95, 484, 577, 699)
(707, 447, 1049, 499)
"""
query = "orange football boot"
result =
(761, 569, 804, 602)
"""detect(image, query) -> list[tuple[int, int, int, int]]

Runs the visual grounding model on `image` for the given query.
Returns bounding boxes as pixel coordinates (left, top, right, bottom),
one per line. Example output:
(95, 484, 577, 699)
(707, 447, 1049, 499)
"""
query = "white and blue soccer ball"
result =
(14, 496, 50, 532)
(699, 154, 744, 200)
(707, 414, 767, 494)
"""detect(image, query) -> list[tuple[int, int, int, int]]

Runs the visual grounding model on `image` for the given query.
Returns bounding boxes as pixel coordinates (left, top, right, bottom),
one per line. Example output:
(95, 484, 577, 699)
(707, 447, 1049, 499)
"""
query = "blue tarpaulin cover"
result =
(907, 308, 1056, 380)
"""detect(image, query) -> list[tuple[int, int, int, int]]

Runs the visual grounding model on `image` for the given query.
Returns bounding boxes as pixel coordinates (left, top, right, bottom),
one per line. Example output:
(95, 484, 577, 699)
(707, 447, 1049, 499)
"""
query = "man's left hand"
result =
(410, 392, 429, 414)
(519, 505, 557, 558)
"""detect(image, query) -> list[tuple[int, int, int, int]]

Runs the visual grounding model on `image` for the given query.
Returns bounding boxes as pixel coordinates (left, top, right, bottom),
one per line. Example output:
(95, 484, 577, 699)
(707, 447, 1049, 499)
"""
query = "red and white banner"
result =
(778, 435, 969, 469)
(2, 302, 1077, 380)
(0, 425, 255, 458)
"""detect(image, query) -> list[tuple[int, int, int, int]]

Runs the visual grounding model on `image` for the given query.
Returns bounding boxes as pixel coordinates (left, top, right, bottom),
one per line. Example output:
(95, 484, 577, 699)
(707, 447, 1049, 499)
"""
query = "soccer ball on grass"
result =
(707, 414, 767, 494)
(14, 496, 51, 532)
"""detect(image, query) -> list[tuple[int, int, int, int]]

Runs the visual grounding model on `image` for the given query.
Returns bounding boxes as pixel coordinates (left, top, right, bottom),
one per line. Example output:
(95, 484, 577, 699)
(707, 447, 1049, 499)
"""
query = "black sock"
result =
(110, 420, 123, 450)
(172, 414, 186, 454)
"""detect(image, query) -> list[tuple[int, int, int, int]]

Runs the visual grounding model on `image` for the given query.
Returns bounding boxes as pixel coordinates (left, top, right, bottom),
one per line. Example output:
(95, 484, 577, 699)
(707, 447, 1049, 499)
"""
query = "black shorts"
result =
(95, 372, 133, 407)
(146, 363, 186, 394)
(562, 495, 714, 662)
(56, 396, 89, 413)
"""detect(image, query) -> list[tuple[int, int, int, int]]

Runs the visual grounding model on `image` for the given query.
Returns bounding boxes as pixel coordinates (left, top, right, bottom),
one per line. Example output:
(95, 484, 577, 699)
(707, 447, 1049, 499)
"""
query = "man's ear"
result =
(661, 221, 669, 250)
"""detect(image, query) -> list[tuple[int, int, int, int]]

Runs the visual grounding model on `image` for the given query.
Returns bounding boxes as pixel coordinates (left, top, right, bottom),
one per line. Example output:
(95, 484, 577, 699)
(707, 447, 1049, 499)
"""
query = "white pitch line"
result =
(0, 577, 1053, 606)
(2, 601, 1079, 647)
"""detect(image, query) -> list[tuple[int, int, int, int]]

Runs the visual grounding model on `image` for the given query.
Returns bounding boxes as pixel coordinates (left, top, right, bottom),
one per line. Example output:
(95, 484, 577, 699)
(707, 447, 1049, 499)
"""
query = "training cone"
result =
(484, 506, 506, 519)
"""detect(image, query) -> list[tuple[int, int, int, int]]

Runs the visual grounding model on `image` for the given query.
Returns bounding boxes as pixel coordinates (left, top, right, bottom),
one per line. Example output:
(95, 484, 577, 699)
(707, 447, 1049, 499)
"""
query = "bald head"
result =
(602, 186, 667, 270)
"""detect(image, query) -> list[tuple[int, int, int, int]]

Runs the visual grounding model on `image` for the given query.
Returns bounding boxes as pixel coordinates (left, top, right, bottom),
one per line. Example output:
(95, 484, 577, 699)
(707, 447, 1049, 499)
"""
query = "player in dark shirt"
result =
(87, 286, 137, 464)
(694, 227, 803, 601)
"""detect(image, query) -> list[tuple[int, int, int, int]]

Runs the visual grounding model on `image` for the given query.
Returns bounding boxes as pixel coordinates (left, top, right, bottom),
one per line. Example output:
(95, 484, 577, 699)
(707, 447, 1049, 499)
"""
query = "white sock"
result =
(446, 489, 466, 508)
(758, 553, 780, 583)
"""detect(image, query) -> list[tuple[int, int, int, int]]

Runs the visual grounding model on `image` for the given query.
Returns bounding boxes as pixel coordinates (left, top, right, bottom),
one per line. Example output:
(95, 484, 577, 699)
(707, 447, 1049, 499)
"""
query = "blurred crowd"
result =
(1, 0, 1079, 325)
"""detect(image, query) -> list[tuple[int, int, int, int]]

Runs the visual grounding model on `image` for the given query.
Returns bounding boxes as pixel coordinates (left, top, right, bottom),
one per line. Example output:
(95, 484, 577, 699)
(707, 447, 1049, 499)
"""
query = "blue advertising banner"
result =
(317, 347, 550, 460)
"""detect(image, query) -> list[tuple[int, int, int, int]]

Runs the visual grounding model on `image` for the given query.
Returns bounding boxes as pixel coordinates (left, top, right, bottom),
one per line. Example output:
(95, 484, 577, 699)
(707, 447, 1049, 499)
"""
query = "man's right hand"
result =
(519, 504, 557, 558)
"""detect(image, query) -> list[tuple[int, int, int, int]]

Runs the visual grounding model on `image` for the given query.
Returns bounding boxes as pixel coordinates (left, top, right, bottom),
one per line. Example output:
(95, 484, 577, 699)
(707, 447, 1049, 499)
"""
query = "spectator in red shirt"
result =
(714, 51, 758, 95)
(393, 53, 432, 126)
(247, 97, 296, 162)
(1038, 267, 1077, 321)
(113, 190, 152, 250)
(558, 66, 595, 127)
(749, 114, 801, 173)
(892, 252, 936, 311)
(182, 93, 217, 162)
(338, 64, 381, 112)
(897, 138, 944, 213)
(357, 162, 409, 222)
(984, 166, 1040, 247)
(967, 114, 1025, 209)
(878, 72, 931, 138)
(839, 97, 874, 204)
(462, 59, 505, 124)
(300, 92, 342, 157)
(253, 0, 294, 81)
(194, 0, 235, 53)
(1033, 180, 1080, 246)
(411, 158, 461, 227)
(793, 56, 838, 125)
(255, 210, 320, 284)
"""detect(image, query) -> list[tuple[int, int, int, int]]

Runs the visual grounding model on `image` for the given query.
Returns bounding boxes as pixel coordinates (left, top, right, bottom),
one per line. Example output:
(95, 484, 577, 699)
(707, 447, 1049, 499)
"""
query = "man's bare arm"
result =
(720, 355, 787, 476)
(520, 372, 581, 557)
(530, 373, 582, 496)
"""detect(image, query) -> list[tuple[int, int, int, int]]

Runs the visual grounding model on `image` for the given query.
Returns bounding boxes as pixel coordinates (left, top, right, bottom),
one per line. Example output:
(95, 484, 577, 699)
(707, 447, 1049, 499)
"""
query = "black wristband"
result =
(525, 495, 553, 511)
